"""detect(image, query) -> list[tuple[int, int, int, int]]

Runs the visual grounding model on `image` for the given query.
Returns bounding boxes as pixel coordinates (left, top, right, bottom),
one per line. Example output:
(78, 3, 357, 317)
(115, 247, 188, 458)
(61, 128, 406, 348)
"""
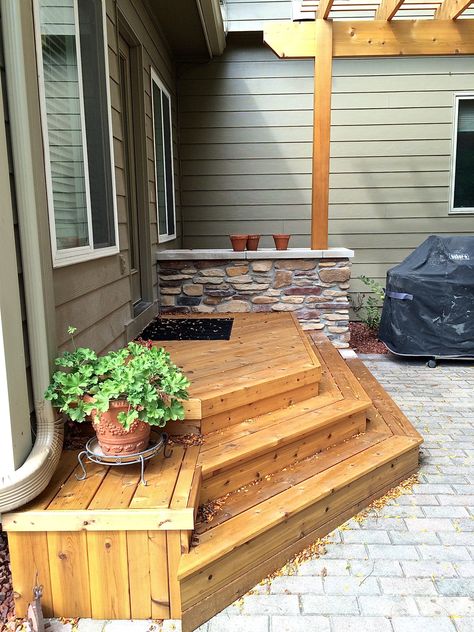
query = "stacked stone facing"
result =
(158, 257, 351, 348)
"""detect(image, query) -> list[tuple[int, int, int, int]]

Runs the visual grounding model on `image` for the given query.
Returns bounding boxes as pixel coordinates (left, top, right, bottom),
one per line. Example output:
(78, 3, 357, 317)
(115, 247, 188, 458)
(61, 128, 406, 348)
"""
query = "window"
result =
(151, 69, 176, 242)
(35, 0, 118, 266)
(450, 94, 474, 214)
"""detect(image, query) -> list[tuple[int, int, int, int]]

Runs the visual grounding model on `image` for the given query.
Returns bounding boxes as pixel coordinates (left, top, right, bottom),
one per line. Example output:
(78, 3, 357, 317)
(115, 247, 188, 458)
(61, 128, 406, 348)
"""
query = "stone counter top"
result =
(156, 248, 354, 261)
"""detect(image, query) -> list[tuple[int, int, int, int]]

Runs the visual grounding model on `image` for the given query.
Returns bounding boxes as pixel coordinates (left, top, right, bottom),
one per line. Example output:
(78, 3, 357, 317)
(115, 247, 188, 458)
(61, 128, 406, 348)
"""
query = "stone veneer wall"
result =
(157, 258, 351, 348)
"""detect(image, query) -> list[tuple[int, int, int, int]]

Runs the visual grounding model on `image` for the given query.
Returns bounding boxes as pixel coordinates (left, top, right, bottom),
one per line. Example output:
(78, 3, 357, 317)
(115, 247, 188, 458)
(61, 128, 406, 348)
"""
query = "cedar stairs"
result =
(3, 314, 422, 631)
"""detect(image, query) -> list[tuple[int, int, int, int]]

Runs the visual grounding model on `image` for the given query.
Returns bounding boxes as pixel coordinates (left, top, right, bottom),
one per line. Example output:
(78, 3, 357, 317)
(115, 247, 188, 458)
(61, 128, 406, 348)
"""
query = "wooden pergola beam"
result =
(435, 0, 473, 19)
(264, 19, 474, 58)
(264, 15, 474, 251)
(311, 20, 333, 250)
(375, 0, 406, 20)
(316, 0, 336, 19)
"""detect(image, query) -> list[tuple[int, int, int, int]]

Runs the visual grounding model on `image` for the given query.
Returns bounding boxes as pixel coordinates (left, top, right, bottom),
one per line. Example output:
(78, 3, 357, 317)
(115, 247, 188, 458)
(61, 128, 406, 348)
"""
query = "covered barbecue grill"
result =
(379, 235, 474, 360)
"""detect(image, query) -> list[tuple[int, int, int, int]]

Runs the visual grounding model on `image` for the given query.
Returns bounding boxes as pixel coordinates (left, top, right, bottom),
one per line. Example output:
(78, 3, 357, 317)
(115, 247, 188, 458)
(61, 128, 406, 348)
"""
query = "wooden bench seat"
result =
(4, 444, 201, 620)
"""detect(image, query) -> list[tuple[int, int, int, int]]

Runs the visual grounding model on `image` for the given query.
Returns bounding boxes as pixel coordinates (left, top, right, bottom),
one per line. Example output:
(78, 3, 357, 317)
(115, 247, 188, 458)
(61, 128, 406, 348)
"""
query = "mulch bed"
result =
(349, 322, 388, 354)
(0, 531, 15, 626)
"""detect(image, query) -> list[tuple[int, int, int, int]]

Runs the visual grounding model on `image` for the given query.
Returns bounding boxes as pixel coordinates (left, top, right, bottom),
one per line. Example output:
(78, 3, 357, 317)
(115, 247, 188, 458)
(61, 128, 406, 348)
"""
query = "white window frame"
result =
(150, 67, 177, 243)
(34, 0, 119, 267)
(449, 92, 474, 216)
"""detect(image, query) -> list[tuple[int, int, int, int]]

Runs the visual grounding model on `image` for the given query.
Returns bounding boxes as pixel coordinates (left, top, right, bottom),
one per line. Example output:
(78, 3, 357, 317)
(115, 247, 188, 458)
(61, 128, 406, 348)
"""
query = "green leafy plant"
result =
(45, 327, 190, 430)
(350, 275, 385, 331)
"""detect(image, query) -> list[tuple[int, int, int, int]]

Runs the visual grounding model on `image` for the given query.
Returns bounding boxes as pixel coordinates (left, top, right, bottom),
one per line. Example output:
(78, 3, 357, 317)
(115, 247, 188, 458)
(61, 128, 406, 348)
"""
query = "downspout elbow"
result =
(0, 404, 63, 514)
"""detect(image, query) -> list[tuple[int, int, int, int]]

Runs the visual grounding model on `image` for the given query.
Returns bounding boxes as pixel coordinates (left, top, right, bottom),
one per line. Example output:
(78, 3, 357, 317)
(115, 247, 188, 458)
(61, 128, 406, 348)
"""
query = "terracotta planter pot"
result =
(230, 234, 248, 251)
(246, 234, 261, 251)
(273, 234, 291, 250)
(86, 396, 151, 455)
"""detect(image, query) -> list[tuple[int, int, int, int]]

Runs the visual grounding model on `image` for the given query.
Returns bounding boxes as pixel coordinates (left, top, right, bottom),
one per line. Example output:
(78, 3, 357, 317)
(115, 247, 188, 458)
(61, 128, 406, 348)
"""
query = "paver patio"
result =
(43, 354, 474, 632)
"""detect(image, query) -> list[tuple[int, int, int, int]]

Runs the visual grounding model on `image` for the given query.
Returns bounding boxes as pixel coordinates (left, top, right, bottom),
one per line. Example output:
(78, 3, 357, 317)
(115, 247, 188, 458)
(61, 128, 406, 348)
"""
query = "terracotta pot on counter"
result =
(246, 234, 261, 251)
(85, 396, 151, 455)
(273, 234, 291, 250)
(230, 234, 248, 251)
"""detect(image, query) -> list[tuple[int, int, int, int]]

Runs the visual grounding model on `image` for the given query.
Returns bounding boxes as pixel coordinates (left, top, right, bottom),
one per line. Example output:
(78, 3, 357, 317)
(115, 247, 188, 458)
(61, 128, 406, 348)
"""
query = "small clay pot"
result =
(246, 234, 260, 251)
(273, 234, 291, 250)
(86, 396, 151, 455)
(230, 234, 248, 251)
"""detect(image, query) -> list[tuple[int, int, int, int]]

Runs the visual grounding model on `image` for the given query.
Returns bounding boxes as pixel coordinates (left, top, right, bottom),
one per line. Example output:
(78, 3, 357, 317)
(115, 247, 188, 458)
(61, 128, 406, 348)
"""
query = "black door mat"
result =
(139, 317, 234, 341)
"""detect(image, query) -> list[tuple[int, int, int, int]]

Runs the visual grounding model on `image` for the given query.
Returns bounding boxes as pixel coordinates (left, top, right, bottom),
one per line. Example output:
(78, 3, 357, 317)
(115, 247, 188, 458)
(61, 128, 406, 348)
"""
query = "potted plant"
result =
(45, 327, 190, 455)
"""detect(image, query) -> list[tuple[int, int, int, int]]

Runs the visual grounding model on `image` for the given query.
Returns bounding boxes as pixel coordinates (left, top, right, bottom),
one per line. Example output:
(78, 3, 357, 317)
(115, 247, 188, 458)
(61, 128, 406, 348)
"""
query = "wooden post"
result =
(311, 19, 333, 251)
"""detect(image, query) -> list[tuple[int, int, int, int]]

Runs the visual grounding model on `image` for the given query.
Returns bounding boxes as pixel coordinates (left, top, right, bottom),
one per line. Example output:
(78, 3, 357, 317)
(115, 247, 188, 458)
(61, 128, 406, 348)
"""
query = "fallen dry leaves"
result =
(245, 472, 420, 592)
(168, 433, 203, 447)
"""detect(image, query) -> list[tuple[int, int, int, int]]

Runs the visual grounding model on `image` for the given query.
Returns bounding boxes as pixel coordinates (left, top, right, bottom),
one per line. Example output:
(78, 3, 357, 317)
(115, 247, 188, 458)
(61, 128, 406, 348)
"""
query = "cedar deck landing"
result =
(4, 314, 422, 630)
(158, 313, 322, 425)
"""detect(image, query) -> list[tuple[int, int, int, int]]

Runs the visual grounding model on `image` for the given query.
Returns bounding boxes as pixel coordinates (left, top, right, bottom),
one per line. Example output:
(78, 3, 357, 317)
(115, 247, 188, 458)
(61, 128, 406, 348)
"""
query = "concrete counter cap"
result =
(156, 248, 354, 261)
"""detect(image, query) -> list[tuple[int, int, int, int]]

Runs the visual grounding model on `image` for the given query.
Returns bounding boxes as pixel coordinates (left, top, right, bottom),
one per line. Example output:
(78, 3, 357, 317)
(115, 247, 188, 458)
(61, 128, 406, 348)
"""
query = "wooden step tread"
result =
(194, 360, 320, 399)
(179, 434, 420, 579)
(310, 332, 371, 405)
(199, 397, 370, 479)
(346, 357, 423, 442)
(158, 314, 323, 422)
(196, 431, 389, 534)
(200, 346, 346, 449)
(186, 362, 322, 420)
(195, 330, 355, 433)
(200, 392, 343, 451)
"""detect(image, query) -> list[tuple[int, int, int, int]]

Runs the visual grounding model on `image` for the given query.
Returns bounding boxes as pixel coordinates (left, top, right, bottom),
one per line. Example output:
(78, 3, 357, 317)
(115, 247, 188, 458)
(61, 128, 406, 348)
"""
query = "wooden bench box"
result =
(4, 445, 201, 620)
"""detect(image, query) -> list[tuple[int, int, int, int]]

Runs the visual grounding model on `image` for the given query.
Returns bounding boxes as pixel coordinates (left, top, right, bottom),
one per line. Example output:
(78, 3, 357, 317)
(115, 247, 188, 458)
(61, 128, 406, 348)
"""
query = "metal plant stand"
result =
(76, 432, 171, 486)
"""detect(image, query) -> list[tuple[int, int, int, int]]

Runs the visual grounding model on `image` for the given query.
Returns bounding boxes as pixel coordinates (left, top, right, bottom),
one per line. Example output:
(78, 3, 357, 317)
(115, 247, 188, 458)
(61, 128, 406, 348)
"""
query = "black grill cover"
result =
(379, 235, 474, 358)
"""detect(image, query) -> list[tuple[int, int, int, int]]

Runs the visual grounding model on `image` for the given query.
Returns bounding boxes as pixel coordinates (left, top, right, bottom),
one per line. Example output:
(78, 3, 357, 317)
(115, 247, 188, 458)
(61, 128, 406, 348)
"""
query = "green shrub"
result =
(350, 275, 385, 331)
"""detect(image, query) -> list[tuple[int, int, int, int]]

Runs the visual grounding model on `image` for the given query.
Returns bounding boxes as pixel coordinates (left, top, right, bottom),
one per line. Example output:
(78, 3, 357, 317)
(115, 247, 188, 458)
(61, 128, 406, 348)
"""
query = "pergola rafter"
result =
(264, 2, 474, 250)
(316, 0, 337, 19)
(375, 0, 406, 20)
(436, 0, 474, 19)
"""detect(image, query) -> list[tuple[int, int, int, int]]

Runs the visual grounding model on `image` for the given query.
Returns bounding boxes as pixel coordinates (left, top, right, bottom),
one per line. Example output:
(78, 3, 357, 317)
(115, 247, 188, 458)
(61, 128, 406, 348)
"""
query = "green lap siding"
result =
(178, 33, 474, 305)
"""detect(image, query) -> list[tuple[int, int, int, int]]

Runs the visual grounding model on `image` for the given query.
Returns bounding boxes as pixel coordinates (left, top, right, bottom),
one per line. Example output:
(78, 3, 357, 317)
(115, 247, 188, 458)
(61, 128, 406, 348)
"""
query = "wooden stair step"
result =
(197, 341, 342, 434)
(196, 361, 322, 419)
(179, 434, 421, 583)
(200, 343, 346, 445)
(310, 332, 372, 404)
(199, 397, 370, 480)
(181, 435, 420, 632)
(346, 356, 423, 442)
(201, 392, 343, 451)
(196, 431, 389, 534)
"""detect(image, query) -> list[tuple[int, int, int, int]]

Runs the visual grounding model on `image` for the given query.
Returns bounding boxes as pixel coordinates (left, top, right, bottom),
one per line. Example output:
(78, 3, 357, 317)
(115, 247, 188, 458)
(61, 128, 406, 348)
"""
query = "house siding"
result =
(178, 34, 474, 298)
(226, 0, 291, 31)
(51, 0, 182, 353)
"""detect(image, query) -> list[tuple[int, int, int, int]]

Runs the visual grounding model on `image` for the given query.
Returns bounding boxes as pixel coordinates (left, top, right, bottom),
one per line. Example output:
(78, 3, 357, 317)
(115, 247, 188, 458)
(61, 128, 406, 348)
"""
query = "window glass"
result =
(37, 0, 117, 263)
(40, 0, 89, 250)
(152, 80, 167, 237)
(151, 71, 176, 241)
(162, 92, 175, 237)
(453, 98, 474, 211)
(78, 0, 116, 248)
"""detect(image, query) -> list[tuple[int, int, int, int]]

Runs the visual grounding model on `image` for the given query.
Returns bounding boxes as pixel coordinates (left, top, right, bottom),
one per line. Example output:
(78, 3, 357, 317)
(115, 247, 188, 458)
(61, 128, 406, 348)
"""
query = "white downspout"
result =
(0, 0, 63, 513)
